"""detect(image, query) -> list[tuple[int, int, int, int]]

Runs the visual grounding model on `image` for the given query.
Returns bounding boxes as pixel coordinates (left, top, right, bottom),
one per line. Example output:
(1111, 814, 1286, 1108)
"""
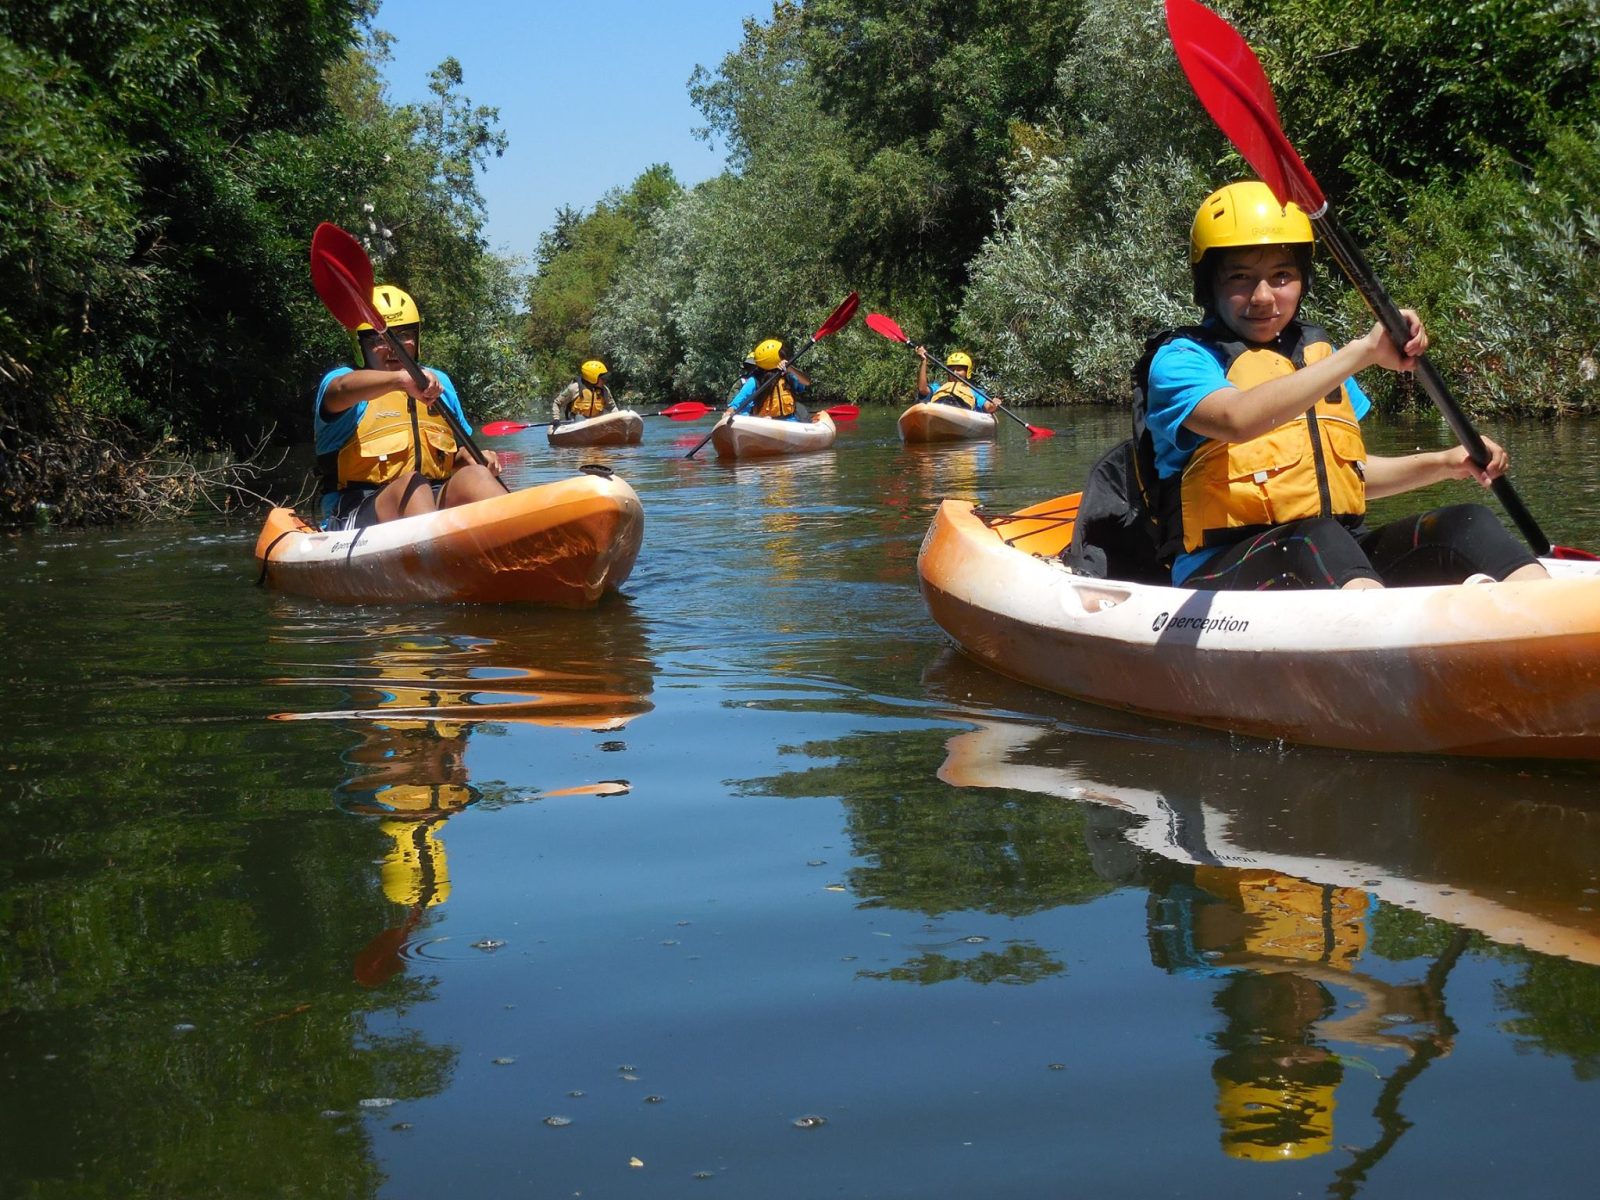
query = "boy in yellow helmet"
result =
(729, 338, 810, 420)
(552, 359, 617, 421)
(914, 346, 995, 412)
(314, 284, 501, 529)
(1138, 180, 1546, 590)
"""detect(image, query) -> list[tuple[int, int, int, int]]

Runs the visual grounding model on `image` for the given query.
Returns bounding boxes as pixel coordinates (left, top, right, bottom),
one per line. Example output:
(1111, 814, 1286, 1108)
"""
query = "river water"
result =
(4, 406, 1600, 1198)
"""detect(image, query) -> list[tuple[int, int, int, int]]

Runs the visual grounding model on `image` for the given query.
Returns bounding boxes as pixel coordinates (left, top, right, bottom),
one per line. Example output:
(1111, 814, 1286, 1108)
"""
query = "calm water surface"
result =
(4, 407, 1600, 1198)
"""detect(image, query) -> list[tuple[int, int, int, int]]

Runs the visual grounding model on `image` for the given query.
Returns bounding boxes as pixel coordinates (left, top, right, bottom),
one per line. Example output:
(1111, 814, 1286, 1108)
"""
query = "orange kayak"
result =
(897, 401, 996, 443)
(919, 492, 1600, 758)
(254, 471, 643, 606)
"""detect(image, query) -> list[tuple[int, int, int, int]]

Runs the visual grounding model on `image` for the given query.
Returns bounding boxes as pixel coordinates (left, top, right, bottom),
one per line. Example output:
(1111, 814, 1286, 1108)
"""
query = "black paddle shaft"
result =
(1311, 208, 1551, 556)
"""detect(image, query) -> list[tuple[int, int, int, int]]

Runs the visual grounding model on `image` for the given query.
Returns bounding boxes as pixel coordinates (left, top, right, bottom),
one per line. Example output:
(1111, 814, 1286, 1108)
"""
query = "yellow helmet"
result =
(752, 338, 784, 371)
(945, 351, 974, 373)
(1190, 181, 1315, 307)
(356, 284, 421, 332)
(581, 359, 609, 385)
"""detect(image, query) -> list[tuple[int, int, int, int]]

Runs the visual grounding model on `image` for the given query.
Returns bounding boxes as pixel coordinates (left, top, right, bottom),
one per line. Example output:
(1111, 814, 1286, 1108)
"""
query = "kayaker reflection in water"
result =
(914, 346, 995, 412)
(552, 359, 617, 421)
(1139, 180, 1548, 590)
(314, 284, 502, 530)
(1151, 866, 1455, 1163)
(729, 338, 810, 420)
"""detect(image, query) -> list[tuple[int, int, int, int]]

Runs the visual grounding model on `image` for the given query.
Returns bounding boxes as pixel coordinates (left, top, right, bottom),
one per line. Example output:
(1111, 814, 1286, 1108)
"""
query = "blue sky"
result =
(372, 0, 765, 265)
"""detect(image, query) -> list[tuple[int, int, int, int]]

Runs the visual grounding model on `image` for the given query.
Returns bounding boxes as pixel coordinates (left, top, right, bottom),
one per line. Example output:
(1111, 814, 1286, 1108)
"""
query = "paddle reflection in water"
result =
(268, 608, 657, 986)
(927, 651, 1600, 1181)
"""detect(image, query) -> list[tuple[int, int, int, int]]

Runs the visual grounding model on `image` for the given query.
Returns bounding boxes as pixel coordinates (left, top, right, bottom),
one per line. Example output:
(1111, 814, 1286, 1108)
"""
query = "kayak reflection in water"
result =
(1150, 865, 1457, 1164)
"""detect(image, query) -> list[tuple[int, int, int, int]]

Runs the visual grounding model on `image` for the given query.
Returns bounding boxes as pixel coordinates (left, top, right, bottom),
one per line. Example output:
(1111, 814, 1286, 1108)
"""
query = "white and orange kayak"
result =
(897, 401, 996, 443)
(547, 409, 643, 447)
(918, 492, 1600, 758)
(254, 470, 643, 607)
(710, 410, 836, 459)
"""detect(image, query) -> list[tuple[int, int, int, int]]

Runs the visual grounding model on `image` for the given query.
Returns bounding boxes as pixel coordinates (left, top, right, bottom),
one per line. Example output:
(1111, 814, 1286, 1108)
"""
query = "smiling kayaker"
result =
(314, 284, 502, 530)
(914, 346, 994, 412)
(1139, 180, 1548, 590)
(552, 359, 618, 422)
(729, 338, 810, 420)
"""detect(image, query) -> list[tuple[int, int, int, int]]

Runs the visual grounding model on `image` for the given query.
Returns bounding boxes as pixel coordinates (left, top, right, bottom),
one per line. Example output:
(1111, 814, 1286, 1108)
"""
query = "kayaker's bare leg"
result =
(438, 464, 503, 508)
(1506, 561, 1552, 582)
(374, 472, 438, 522)
(1342, 578, 1384, 590)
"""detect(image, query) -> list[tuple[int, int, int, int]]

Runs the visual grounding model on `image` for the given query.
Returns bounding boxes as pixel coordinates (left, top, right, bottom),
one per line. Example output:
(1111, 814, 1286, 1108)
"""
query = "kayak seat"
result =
(1060, 437, 1170, 584)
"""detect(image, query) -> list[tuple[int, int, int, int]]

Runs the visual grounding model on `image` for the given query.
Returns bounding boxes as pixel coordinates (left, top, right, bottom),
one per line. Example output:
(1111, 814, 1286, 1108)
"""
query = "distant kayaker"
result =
(729, 338, 810, 420)
(314, 284, 502, 530)
(915, 346, 995, 412)
(1139, 180, 1548, 590)
(553, 360, 617, 421)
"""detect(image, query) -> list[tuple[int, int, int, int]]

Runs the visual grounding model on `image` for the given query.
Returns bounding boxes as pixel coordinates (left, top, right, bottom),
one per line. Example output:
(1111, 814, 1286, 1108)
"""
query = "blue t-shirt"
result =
(729, 371, 807, 417)
(313, 365, 470, 522)
(1145, 331, 1371, 585)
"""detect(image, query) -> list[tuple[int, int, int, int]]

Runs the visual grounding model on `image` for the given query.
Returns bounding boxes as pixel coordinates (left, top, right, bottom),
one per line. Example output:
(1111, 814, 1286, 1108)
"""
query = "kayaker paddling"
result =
(314, 284, 502, 530)
(729, 338, 810, 421)
(1140, 181, 1549, 591)
(914, 346, 995, 412)
(553, 359, 618, 422)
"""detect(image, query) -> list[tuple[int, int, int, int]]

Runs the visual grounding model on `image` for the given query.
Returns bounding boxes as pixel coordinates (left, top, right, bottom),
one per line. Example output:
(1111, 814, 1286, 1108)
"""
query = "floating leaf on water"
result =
(629, 1156, 644, 1168)
(470, 938, 506, 952)
(172, 1023, 197, 1034)
(693, 1171, 715, 1180)
(962, 935, 989, 944)
(621, 1073, 640, 1082)
(568, 1090, 585, 1098)
(319, 1110, 343, 1120)
(807, 860, 826, 867)
(543, 1115, 572, 1128)
(1047, 1063, 1067, 1071)
(390, 1122, 413, 1131)
(617, 1064, 637, 1072)
(825, 883, 846, 892)
(492, 1057, 515, 1066)
(359, 1097, 397, 1109)
(644, 1095, 664, 1104)
(662, 939, 679, 946)
(792, 1115, 827, 1129)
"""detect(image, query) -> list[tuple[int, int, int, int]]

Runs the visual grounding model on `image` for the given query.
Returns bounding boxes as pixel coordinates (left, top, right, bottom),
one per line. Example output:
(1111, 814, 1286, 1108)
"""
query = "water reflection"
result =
(927, 657, 1600, 1180)
(268, 608, 657, 986)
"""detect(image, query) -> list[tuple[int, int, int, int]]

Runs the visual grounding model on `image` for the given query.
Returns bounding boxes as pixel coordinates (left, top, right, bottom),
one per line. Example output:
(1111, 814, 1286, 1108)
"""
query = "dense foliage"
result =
(541, 0, 1600, 414)
(0, 0, 530, 526)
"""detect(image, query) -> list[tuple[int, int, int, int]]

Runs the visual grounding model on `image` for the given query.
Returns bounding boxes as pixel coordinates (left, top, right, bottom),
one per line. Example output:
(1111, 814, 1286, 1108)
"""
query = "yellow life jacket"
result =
(568, 382, 613, 419)
(929, 379, 980, 409)
(750, 371, 799, 420)
(335, 390, 458, 488)
(1172, 324, 1367, 554)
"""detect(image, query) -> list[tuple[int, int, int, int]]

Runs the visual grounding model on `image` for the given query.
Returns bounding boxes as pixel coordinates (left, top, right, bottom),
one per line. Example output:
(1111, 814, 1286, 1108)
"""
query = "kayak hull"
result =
(711, 411, 836, 459)
(254, 473, 643, 607)
(547, 410, 643, 446)
(897, 402, 996, 443)
(918, 494, 1600, 758)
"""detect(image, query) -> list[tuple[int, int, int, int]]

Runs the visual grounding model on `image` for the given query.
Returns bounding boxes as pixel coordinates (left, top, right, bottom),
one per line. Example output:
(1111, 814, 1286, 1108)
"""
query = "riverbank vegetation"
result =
(3, 0, 1597, 526)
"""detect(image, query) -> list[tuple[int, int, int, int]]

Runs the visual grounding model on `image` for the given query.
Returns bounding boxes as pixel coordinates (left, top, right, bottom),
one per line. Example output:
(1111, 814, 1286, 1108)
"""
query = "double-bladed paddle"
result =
(310, 222, 508, 492)
(686, 292, 860, 459)
(864, 313, 1056, 438)
(1166, 0, 1591, 559)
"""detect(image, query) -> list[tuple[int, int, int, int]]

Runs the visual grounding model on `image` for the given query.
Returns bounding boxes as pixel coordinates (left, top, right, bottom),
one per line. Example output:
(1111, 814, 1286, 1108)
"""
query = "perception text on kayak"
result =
(1150, 612, 1250, 634)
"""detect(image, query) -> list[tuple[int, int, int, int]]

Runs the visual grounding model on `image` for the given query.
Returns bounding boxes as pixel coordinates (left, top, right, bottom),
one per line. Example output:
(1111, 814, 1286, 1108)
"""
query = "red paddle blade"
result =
(824, 404, 860, 420)
(1026, 424, 1055, 438)
(814, 291, 860, 341)
(1551, 544, 1600, 561)
(1165, 0, 1326, 215)
(480, 420, 528, 437)
(310, 222, 382, 331)
(660, 401, 714, 418)
(865, 312, 910, 344)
